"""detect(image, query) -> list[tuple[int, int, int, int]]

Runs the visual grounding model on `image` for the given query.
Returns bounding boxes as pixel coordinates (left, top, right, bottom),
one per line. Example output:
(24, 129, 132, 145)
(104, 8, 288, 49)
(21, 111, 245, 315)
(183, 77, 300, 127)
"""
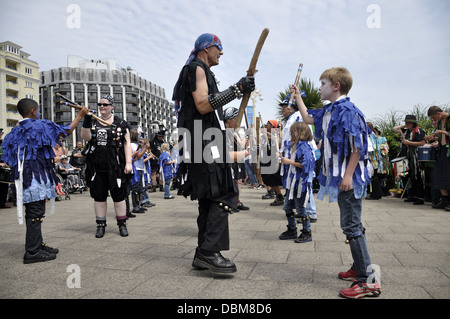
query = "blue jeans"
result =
(164, 178, 172, 198)
(245, 159, 257, 184)
(283, 189, 310, 231)
(305, 193, 317, 219)
(338, 189, 373, 282)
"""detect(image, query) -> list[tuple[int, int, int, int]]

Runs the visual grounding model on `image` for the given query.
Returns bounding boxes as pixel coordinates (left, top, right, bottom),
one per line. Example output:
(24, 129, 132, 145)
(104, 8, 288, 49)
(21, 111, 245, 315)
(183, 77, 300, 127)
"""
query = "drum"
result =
(391, 156, 408, 173)
(418, 146, 436, 161)
(0, 166, 12, 184)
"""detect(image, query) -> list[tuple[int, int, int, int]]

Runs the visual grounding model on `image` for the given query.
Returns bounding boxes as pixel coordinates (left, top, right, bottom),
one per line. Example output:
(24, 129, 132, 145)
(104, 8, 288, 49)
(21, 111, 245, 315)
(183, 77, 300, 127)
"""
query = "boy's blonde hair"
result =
(320, 67, 353, 95)
(161, 143, 170, 152)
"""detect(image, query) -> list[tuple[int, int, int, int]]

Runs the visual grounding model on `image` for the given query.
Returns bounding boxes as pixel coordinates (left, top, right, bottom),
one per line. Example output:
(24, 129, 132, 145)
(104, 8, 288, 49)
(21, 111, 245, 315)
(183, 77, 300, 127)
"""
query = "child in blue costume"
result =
(279, 122, 316, 243)
(2, 98, 88, 263)
(292, 67, 380, 299)
(158, 143, 176, 199)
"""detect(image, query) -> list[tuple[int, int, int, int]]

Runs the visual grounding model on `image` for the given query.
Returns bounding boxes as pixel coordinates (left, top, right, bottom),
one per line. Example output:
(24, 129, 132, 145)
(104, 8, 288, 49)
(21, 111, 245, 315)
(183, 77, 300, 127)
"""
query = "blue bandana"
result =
(185, 33, 222, 65)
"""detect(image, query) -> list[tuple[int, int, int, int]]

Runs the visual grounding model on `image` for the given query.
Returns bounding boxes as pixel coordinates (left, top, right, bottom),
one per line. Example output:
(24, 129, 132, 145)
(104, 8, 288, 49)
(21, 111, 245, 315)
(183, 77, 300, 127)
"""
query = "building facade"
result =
(39, 56, 175, 149)
(0, 41, 40, 134)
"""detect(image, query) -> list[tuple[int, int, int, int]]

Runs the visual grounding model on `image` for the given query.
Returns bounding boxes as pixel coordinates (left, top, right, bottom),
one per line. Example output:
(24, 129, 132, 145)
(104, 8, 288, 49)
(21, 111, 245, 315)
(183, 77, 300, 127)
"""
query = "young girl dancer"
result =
(279, 122, 316, 243)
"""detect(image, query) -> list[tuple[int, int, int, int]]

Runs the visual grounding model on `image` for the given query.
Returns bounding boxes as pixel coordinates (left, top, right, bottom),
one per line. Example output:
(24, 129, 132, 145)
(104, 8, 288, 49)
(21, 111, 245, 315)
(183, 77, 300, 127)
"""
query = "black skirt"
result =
(261, 165, 282, 187)
(432, 148, 450, 190)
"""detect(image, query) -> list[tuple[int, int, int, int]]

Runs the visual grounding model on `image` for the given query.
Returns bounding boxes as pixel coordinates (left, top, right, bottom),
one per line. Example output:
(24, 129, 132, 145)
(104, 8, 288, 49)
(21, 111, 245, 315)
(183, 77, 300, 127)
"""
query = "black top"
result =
(84, 116, 130, 189)
(173, 58, 237, 203)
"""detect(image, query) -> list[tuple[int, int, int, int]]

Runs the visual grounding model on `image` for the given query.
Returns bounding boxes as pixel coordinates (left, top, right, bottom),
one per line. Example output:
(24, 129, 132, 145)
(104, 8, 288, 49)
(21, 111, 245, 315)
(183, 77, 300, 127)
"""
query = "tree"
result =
(275, 78, 323, 123)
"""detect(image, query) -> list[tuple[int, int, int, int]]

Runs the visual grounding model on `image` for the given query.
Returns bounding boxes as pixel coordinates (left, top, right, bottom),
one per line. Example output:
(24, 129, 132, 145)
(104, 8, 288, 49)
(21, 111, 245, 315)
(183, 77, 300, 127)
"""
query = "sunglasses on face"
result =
(97, 103, 111, 107)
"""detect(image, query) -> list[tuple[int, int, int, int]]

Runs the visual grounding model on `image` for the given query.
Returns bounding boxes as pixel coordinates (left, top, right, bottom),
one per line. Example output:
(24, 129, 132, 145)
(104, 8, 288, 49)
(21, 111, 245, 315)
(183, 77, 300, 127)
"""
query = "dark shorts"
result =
(261, 165, 282, 186)
(232, 162, 246, 180)
(89, 171, 127, 202)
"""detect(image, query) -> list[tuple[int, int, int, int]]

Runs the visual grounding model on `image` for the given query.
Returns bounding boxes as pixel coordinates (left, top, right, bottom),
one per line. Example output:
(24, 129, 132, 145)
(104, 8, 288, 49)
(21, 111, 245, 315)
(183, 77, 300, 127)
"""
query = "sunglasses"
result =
(97, 103, 111, 107)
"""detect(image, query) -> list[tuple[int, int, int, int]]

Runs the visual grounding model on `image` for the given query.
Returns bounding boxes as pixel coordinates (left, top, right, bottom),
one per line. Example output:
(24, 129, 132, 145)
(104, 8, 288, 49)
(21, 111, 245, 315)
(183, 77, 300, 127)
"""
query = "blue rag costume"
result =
(2, 119, 70, 224)
(158, 151, 174, 181)
(308, 97, 371, 202)
(284, 140, 316, 199)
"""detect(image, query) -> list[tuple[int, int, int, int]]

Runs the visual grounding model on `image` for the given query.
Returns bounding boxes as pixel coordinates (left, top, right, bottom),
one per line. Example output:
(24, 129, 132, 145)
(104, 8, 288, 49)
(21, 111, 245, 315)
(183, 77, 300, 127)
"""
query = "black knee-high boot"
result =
(95, 219, 106, 238)
(117, 218, 128, 237)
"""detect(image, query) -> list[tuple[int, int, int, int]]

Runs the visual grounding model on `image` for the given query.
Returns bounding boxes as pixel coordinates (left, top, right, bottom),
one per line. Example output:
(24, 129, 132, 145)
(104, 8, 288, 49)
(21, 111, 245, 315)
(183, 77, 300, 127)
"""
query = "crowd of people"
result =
(0, 32, 448, 300)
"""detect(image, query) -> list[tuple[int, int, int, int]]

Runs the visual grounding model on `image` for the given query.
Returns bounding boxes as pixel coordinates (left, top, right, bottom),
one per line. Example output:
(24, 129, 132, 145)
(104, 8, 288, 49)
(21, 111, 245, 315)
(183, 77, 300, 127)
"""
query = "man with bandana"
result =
(173, 33, 255, 273)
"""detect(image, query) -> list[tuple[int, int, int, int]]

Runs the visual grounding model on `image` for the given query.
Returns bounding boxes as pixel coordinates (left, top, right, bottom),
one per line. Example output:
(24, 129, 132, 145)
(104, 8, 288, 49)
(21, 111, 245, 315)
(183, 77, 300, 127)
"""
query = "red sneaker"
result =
(339, 281, 381, 299)
(338, 268, 357, 281)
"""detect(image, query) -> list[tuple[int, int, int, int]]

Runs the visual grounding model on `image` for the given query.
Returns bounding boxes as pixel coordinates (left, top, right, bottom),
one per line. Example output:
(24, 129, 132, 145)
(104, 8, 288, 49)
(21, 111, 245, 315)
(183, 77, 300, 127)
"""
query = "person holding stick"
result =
(393, 115, 426, 205)
(81, 95, 132, 238)
(279, 94, 318, 223)
(2, 98, 89, 263)
(260, 120, 284, 206)
(172, 33, 255, 274)
(279, 122, 316, 243)
(291, 67, 380, 299)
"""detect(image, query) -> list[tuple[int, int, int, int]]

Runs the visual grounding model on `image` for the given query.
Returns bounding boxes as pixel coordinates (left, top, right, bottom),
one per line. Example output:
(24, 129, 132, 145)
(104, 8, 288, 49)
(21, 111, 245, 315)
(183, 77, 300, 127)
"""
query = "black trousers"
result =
(408, 160, 424, 199)
(24, 200, 46, 253)
(197, 195, 236, 252)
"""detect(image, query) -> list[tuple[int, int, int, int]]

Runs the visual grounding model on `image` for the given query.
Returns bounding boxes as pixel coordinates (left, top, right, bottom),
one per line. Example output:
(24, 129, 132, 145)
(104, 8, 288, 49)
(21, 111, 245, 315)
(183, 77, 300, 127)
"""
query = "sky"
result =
(1, 0, 449, 125)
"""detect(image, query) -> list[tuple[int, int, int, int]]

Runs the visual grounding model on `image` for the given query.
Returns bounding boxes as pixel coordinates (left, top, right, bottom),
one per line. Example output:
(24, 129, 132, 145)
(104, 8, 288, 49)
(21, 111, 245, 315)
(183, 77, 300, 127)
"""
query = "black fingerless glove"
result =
(236, 76, 255, 94)
(82, 115, 92, 128)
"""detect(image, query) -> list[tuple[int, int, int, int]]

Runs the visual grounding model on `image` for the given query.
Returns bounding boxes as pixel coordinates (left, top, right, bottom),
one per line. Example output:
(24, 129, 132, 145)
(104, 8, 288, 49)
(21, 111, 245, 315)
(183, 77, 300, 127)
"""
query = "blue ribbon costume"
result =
(158, 151, 174, 181)
(283, 140, 316, 200)
(308, 97, 371, 202)
(2, 119, 70, 223)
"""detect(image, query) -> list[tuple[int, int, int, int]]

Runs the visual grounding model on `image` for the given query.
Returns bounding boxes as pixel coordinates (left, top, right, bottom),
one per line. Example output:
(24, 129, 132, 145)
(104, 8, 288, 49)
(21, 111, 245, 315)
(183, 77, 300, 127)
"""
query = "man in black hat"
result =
(394, 115, 426, 204)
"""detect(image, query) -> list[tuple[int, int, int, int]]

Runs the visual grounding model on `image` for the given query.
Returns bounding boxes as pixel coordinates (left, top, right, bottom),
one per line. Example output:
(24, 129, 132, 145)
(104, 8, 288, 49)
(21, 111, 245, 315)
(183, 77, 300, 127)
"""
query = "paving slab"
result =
(0, 185, 449, 301)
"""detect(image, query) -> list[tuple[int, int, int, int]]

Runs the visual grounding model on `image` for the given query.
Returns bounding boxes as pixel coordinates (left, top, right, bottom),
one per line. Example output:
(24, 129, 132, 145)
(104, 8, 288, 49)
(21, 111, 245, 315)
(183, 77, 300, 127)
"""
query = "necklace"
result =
(101, 114, 113, 121)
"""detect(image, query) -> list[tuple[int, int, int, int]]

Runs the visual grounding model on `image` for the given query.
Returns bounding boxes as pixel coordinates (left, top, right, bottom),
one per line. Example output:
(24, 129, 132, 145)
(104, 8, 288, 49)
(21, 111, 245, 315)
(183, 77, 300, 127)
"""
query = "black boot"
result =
(270, 194, 284, 206)
(95, 220, 106, 238)
(117, 219, 129, 237)
(192, 247, 208, 270)
(294, 229, 312, 243)
(193, 249, 236, 274)
(23, 249, 56, 264)
(433, 195, 449, 209)
(279, 227, 297, 240)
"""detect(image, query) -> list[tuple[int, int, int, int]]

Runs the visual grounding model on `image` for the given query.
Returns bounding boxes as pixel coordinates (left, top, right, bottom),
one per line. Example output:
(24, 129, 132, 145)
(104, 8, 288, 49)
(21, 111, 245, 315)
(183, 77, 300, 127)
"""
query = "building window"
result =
(25, 67, 33, 75)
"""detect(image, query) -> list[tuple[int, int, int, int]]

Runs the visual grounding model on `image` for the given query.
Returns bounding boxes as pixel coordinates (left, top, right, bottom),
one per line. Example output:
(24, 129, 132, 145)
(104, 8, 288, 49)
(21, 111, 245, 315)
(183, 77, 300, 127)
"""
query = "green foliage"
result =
(370, 103, 450, 159)
(275, 78, 323, 122)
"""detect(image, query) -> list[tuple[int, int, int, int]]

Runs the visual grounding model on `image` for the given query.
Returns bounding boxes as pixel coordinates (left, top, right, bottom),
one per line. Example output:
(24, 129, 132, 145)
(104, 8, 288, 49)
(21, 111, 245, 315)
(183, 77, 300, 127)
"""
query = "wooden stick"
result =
(56, 93, 111, 126)
(235, 28, 269, 130)
(288, 63, 303, 106)
(60, 101, 111, 126)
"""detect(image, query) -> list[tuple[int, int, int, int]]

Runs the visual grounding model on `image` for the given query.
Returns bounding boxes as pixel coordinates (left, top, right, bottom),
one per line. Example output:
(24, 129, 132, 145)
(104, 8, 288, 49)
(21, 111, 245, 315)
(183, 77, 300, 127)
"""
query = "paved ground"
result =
(0, 185, 449, 300)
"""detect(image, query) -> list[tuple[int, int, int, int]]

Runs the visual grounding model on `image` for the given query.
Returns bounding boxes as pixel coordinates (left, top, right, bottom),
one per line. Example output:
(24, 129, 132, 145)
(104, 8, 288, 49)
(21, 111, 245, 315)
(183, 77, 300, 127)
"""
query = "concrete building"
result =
(39, 55, 175, 149)
(0, 41, 40, 134)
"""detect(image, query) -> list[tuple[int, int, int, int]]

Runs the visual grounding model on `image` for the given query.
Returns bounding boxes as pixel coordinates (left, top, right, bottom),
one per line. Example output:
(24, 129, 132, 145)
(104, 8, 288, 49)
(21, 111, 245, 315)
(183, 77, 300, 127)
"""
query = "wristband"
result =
(208, 88, 236, 110)
(82, 115, 92, 128)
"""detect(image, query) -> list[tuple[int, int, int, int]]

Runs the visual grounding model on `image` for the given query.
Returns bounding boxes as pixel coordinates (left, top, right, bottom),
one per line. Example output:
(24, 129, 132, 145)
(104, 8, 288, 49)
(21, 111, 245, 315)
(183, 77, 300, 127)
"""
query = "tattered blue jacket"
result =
(308, 97, 371, 202)
(283, 140, 316, 200)
(2, 119, 69, 223)
(158, 151, 174, 180)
